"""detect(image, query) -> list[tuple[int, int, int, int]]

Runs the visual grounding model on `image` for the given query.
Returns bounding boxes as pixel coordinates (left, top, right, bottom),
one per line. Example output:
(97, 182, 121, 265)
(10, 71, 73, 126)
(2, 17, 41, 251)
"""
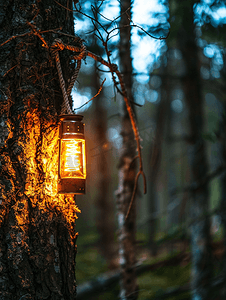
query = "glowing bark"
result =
(0, 1, 80, 298)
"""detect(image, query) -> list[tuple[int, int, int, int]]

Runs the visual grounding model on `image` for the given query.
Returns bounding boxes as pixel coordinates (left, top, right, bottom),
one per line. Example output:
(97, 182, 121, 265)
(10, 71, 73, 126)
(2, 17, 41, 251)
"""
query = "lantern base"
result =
(58, 178, 85, 194)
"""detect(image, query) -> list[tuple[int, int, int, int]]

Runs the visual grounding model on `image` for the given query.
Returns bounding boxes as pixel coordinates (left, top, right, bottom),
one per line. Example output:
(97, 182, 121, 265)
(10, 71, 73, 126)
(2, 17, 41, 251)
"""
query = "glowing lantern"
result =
(58, 115, 86, 194)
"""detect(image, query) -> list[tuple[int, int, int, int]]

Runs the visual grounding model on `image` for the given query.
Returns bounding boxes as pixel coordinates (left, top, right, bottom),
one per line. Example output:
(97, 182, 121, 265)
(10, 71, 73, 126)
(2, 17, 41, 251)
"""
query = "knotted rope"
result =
(51, 38, 86, 114)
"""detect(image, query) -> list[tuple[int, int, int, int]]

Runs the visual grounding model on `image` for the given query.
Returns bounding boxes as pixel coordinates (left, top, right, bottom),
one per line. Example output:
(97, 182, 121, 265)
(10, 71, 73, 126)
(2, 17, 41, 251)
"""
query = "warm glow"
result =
(13, 111, 81, 231)
(60, 139, 86, 179)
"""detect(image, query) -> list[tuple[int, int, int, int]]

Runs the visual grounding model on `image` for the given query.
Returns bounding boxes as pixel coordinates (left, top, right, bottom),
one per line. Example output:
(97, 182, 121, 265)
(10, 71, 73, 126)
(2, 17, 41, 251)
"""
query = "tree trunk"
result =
(148, 68, 168, 256)
(0, 1, 80, 299)
(219, 52, 226, 298)
(115, 0, 138, 299)
(177, 1, 213, 298)
(88, 1, 116, 269)
(93, 62, 116, 269)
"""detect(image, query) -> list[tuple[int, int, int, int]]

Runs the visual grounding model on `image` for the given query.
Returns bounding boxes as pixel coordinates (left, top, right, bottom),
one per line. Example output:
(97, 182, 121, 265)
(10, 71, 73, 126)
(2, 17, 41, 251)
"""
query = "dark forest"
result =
(0, 0, 226, 299)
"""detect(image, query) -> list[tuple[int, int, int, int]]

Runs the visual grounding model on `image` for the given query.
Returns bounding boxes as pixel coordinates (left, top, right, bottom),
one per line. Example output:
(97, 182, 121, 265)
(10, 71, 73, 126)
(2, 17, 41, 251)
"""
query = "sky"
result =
(72, 0, 226, 119)
(72, 0, 167, 112)
(71, 0, 226, 147)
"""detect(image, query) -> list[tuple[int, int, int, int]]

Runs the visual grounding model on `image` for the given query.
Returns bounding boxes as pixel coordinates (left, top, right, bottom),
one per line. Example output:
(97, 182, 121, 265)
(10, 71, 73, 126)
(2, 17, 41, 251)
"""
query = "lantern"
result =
(58, 115, 86, 194)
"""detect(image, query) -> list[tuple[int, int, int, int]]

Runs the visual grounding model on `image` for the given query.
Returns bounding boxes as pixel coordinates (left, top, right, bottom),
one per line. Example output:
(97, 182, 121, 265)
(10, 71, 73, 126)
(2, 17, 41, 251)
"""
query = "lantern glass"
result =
(60, 139, 86, 179)
(58, 114, 86, 194)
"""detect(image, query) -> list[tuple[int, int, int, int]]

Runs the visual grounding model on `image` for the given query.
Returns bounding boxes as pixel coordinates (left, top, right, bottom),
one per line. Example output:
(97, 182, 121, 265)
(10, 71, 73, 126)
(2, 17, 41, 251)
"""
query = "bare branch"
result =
(92, 4, 113, 22)
(131, 24, 170, 40)
(74, 6, 108, 34)
(125, 170, 147, 220)
(73, 78, 106, 111)
(54, 0, 74, 12)
(27, 22, 49, 48)
(87, 49, 147, 208)
(108, 24, 169, 40)
(1, 26, 147, 220)
(0, 28, 62, 49)
(0, 31, 31, 48)
(91, 19, 105, 43)
(3, 64, 18, 78)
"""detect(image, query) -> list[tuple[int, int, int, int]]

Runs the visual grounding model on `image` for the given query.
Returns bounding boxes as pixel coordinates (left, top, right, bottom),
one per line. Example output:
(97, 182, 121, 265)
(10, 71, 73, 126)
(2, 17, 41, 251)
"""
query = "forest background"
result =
(1, 0, 226, 299)
(72, 0, 226, 299)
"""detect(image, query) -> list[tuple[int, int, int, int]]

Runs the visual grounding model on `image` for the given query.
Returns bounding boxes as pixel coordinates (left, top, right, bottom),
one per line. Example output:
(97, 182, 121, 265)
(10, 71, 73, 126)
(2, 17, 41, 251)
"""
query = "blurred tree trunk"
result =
(163, 61, 178, 253)
(90, 0, 116, 269)
(148, 66, 168, 256)
(115, 0, 138, 298)
(93, 62, 116, 269)
(0, 1, 80, 299)
(165, 91, 178, 232)
(219, 52, 226, 297)
(177, 1, 213, 298)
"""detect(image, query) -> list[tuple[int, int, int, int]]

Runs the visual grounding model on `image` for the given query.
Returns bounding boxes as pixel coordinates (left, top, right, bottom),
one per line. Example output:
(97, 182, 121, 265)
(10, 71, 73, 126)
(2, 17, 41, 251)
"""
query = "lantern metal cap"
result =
(59, 114, 83, 121)
(59, 114, 85, 139)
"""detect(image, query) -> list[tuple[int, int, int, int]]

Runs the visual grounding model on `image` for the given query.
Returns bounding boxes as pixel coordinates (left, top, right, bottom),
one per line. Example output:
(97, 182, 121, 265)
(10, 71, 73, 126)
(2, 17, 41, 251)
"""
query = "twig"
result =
(91, 4, 112, 22)
(27, 22, 49, 48)
(74, 3, 169, 41)
(74, 7, 108, 34)
(108, 5, 132, 25)
(3, 64, 18, 78)
(123, 8, 170, 40)
(87, 49, 147, 216)
(1, 25, 147, 214)
(0, 28, 62, 48)
(125, 170, 146, 220)
(87, 51, 111, 68)
(74, 78, 106, 111)
(0, 32, 31, 48)
(108, 24, 169, 41)
(54, 0, 74, 12)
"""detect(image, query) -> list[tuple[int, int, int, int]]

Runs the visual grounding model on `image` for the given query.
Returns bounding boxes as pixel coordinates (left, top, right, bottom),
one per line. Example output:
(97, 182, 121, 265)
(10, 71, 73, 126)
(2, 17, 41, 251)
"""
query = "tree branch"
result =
(73, 78, 106, 111)
(1, 26, 147, 218)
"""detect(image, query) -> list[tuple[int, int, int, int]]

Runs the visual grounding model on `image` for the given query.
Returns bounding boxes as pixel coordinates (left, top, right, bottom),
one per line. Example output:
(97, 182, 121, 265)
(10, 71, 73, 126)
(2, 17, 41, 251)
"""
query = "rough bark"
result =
(0, 1, 80, 299)
(177, 1, 213, 299)
(115, 0, 138, 299)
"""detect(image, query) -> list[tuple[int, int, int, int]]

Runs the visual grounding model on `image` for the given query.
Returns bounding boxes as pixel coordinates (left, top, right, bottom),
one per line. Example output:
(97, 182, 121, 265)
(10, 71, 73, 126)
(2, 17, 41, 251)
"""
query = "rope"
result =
(66, 60, 81, 97)
(51, 38, 86, 114)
